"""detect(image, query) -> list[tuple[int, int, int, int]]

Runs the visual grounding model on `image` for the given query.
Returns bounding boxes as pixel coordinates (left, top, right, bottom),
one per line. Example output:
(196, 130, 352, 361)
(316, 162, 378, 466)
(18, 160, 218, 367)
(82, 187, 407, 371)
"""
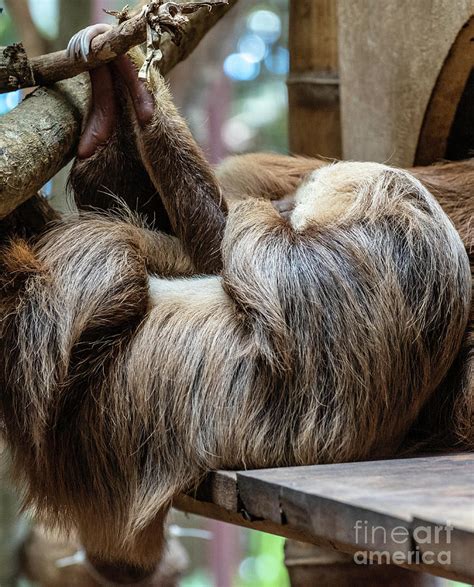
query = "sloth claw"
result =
(66, 24, 113, 62)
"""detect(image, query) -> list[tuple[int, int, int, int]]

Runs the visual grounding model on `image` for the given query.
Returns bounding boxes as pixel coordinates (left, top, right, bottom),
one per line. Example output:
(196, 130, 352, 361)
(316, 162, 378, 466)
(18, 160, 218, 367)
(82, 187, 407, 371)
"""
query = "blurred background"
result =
(0, 1, 290, 585)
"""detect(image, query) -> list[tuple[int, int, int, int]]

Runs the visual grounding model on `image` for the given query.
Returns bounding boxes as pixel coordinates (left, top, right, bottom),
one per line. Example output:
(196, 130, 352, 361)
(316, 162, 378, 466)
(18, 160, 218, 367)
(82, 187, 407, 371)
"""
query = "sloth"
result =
(0, 25, 471, 584)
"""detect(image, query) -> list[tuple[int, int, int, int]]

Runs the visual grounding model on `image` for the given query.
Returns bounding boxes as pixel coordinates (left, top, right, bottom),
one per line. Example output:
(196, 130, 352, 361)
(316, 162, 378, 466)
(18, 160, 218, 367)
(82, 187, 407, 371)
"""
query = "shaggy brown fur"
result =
(412, 161, 473, 450)
(223, 155, 474, 453)
(0, 45, 471, 579)
(219, 155, 474, 453)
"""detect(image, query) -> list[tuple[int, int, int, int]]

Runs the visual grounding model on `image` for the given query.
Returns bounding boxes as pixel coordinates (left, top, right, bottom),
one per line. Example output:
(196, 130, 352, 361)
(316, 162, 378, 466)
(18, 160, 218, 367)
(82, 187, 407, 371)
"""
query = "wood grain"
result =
(415, 16, 474, 165)
(175, 454, 474, 583)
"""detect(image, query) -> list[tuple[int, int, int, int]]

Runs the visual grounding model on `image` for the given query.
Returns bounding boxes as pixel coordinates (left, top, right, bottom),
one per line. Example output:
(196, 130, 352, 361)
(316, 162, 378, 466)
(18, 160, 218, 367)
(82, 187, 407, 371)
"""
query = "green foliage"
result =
(181, 568, 214, 587)
(235, 532, 289, 587)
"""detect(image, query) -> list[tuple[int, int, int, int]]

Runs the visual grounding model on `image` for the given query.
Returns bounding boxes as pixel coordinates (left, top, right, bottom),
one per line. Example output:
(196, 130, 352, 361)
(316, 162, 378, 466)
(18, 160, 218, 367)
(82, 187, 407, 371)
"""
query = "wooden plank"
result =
(175, 454, 474, 583)
(413, 520, 474, 582)
(284, 541, 444, 587)
(192, 470, 238, 512)
(237, 454, 474, 532)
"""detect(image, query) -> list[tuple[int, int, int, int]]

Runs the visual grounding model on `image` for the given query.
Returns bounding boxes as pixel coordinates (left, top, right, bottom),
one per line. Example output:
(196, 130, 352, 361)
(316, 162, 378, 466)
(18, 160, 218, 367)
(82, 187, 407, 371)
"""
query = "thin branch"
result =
(0, 0, 235, 94)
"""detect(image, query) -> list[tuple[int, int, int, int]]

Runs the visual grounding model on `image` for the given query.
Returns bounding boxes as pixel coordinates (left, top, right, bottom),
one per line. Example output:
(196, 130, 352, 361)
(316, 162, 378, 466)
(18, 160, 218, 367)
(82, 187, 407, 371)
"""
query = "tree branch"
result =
(0, 0, 235, 94)
(0, 0, 238, 219)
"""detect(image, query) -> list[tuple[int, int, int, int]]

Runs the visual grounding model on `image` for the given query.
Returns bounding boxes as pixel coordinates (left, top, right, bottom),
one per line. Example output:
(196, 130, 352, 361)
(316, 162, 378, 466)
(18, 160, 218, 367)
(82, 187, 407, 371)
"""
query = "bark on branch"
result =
(0, 0, 234, 93)
(0, 0, 238, 219)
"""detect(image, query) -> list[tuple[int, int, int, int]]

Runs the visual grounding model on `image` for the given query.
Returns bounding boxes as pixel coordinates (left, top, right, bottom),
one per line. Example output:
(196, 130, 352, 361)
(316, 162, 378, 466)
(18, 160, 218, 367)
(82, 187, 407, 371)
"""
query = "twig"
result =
(0, 0, 231, 94)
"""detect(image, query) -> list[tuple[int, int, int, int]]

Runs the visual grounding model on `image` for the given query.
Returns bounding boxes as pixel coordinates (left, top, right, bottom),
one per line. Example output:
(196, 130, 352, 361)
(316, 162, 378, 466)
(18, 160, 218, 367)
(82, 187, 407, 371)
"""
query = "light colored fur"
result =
(217, 153, 324, 205)
(290, 162, 382, 229)
(0, 162, 470, 570)
(148, 275, 229, 309)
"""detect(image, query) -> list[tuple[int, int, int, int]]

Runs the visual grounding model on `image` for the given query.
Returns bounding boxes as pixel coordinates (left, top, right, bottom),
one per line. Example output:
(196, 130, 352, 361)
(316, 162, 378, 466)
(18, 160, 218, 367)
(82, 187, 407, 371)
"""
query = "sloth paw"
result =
(67, 24, 112, 62)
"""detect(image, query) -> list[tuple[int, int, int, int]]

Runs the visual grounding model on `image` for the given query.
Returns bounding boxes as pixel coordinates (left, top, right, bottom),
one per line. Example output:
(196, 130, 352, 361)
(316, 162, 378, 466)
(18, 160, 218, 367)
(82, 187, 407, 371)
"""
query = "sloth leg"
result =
(68, 26, 171, 232)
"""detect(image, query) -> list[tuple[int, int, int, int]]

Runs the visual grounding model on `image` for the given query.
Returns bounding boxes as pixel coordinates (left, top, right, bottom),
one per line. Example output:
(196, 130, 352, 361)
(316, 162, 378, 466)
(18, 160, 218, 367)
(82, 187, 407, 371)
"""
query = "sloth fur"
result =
(0, 161, 470, 568)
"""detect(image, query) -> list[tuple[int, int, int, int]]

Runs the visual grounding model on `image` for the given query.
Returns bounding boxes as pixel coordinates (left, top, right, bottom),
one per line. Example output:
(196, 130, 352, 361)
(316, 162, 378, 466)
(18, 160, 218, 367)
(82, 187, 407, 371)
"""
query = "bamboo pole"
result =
(288, 0, 341, 159)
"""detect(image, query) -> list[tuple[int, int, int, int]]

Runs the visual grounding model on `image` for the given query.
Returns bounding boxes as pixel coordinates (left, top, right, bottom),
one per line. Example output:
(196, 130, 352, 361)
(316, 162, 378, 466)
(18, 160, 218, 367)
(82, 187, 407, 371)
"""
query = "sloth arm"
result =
(70, 22, 226, 272)
(68, 26, 328, 270)
(112, 50, 227, 274)
(69, 57, 172, 232)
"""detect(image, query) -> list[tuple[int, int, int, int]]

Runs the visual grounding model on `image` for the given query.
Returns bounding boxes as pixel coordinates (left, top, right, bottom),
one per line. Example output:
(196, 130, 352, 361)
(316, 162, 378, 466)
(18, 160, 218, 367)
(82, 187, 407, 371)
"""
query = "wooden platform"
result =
(174, 453, 474, 583)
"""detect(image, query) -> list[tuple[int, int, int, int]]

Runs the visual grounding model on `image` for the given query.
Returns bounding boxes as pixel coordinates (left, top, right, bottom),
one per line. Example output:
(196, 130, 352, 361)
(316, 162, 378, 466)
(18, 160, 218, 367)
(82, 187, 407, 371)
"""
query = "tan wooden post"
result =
(288, 0, 342, 159)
